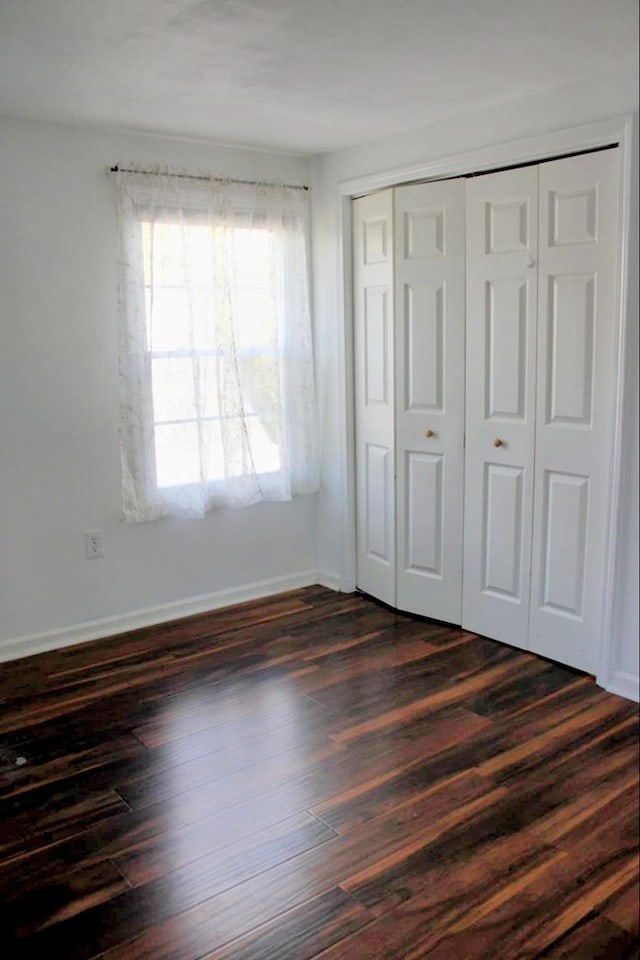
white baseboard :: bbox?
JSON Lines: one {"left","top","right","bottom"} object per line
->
{"left": 603, "top": 669, "right": 640, "bottom": 703}
{"left": 316, "top": 569, "right": 343, "bottom": 592}
{"left": 0, "top": 569, "right": 343, "bottom": 665}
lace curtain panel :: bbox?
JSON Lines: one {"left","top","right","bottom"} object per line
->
{"left": 116, "top": 169, "right": 319, "bottom": 521}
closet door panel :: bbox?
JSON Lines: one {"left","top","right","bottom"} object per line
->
{"left": 353, "top": 191, "right": 396, "bottom": 605}
{"left": 462, "top": 167, "right": 538, "bottom": 647}
{"left": 529, "top": 149, "right": 619, "bottom": 673}
{"left": 405, "top": 451, "right": 443, "bottom": 576}
{"left": 482, "top": 463, "right": 525, "bottom": 600}
{"left": 395, "top": 179, "right": 465, "bottom": 622}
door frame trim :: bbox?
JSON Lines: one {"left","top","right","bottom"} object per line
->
{"left": 333, "top": 114, "right": 635, "bottom": 693}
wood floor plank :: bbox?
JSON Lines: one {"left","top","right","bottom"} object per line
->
{"left": 0, "top": 586, "right": 636, "bottom": 959}
{"left": 464, "top": 658, "right": 581, "bottom": 718}
{"left": 0, "top": 783, "right": 130, "bottom": 863}
{"left": 535, "top": 914, "right": 638, "bottom": 960}
{"left": 118, "top": 721, "right": 338, "bottom": 810}
{"left": 295, "top": 634, "right": 439, "bottom": 695}
{"left": 315, "top": 689, "right": 627, "bottom": 844}
{"left": 132, "top": 691, "right": 328, "bottom": 751}
{"left": 313, "top": 850, "right": 566, "bottom": 960}
{"left": 311, "top": 707, "right": 494, "bottom": 831}
{"left": 316, "top": 805, "right": 637, "bottom": 960}
{"left": 330, "top": 672, "right": 598, "bottom": 756}
{"left": 0, "top": 730, "right": 146, "bottom": 800}
{"left": 602, "top": 880, "right": 640, "bottom": 937}
{"left": 325, "top": 653, "right": 556, "bottom": 743}
{"left": 527, "top": 760, "right": 640, "bottom": 846}
{"left": 115, "top": 809, "right": 336, "bottom": 896}
{"left": 0, "top": 858, "right": 130, "bottom": 940}
{"left": 421, "top": 804, "right": 639, "bottom": 960}
{"left": 477, "top": 709, "right": 638, "bottom": 783}
{"left": 201, "top": 887, "right": 373, "bottom": 960}
{"left": 340, "top": 779, "right": 571, "bottom": 914}
{"left": 114, "top": 808, "right": 335, "bottom": 887}
{"left": 315, "top": 632, "right": 523, "bottom": 716}
{"left": 0, "top": 774, "right": 337, "bottom": 896}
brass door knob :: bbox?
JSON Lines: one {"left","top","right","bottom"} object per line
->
{"left": 494, "top": 438, "right": 504, "bottom": 448}
{"left": 425, "top": 429, "right": 435, "bottom": 438}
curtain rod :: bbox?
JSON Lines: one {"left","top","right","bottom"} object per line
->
{"left": 109, "top": 165, "right": 309, "bottom": 191}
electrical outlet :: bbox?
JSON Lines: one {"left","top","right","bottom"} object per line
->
{"left": 84, "top": 530, "right": 103, "bottom": 559}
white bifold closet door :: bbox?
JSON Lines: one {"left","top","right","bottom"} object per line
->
{"left": 353, "top": 178, "right": 465, "bottom": 621}
{"left": 463, "top": 148, "right": 619, "bottom": 673}
{"left": 462, "top": 166, "right": 539, "bottom": 649}
{"left": 353, "top": 189, "right": 396, "bottom": 606}
{"left": 529, "top": 149, "right": 619, "bottom": 673}
{"left": 394, "top": 180, "right": 465, "bottom": 622}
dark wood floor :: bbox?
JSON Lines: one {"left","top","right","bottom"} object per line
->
{"left": 0, "top": 586, "right": 638, "bottom": 959}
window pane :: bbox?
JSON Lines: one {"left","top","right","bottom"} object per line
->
{"left": 154, "top": 413, "right": 279, "bottom": 487}
{"left": 232, "top": 228, "right": 272, "bottom": 287}
{"left": 232, "top": 288, "right": 276, "bottom": 348}
{"left": 145, "top": 286, "right": 216, "bottom": 353}
{"left": 184, "top": 224, "right": 214, "bottom": 287}
{"left": 144, "top": 221, "right": 187, "bottom": 288}
{"left": 201, "top": 420, "right": 225, "bottom": 482}
{"left": 151, "top": 358, "right": 196, "bottom": 423}
{"left": 246, "top": 416, "right": 281, "bottom": 475}
{"left": 152, "top": 357, "right": 221, "bottom": 422}
{"left": 143, "top": 221, "right": 216, "bottom": 352}
{"left": 144, "top": 221, "right": 214, "bottom": 288}
{"left": 190, "top": 286, "right": 216, "bottom": 352}
{"left": 154, "top": 422, "right": 200, "bottom": 487}
{"left": 197, "top": 356, "right": 221, "bottom": 418}
{"left": 238, "top": 353, "right": 280, "bottom": 421}
{"left": 145, "top": 287, "right": 191, "bottom": 352}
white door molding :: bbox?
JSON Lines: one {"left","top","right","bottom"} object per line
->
{"left": 333, "top": 114, "right": 634, "bottom": 693}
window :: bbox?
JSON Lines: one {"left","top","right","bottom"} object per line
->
{"left": 116, "top": 170, "right": 318, "bottom": 521}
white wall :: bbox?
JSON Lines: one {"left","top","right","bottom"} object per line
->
{"left": 0, "top": 116, "right": 317, "bottom": 649}
{"left": 312, "top": 72, "right": 639, "bottom": 697}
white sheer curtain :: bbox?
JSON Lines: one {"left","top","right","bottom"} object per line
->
{"left": 116, "top": 168, "right": 319, "bottom": 521}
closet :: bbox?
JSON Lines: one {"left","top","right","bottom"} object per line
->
{"left": 353, "top": 147, "right": 620, "bottom": 674}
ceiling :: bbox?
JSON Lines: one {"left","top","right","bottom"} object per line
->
{"left": 0, "top": 0, "right": 637, "bottom": 154}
